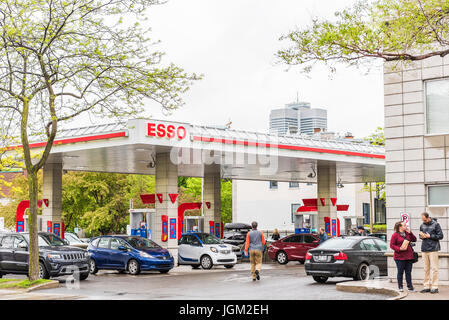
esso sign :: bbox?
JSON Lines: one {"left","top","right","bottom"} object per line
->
{"left": 147, "top": 122, "right": 187, "bottom": 140}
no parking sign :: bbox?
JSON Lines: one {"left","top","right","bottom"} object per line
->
{"left": 401, "top": 212, "right": 410, "bottom": 228}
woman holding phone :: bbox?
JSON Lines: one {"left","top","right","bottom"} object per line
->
{"left": 390, "top": 221, "right": 417, "bottom": 292}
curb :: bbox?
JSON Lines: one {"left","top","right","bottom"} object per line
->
{"left": 26, "top": 280, "right": 59, "bottom": 292}
{"left": 336, "top": 281, "right": 408, "bottom": 300}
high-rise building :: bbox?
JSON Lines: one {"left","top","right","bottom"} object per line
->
{"left": 269, "top": 99, "right": 327, "bottom": 135}
{"left": 299, "top": 108, "right": 327, "bottom": 135}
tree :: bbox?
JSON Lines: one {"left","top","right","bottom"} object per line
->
{"left": 0, "top": 0, "right": 199, "bottom": 280}
{"left": 278, "top": 0, "right": 449, "bottom": 73}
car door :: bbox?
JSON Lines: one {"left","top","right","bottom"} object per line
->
{"left": 360, "top": 239, "right": 383, "bottom": 273}
{"left": 373, "top": 239, "right": 388, "bottom": 276}
{"left": 302, "top": 235, "right": 319, "bottom": 259}
{"left": 108, "top": 237, "right": 130, "bottom": 268}
{"left": 12, "top": 235, "right": 29, "bottom": 272}
{"left": 0, "top": 236, "right": 15, "bottom": 271}
{"left": 95, "top": 237, "right": 112, "bottom": 268}
{"left": 282, "top": 235, "right": 302, "bottom": 260}
{"left": 178, "top": 235, "right": 200, "bottom": 264}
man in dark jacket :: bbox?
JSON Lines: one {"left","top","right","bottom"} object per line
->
{"left": 419, "top": 212, "right": 444, "bottom": 294}
{"left": 318, "top": 227, "right": 328, "bottom": 243}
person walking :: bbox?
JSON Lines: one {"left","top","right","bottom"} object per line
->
{"left": 318, "top": 227, "right": 328, "bottom": 243}
{"left": 356, "top": 226, "right": 367, "bottom": 236}
{"left": 272, "top": 228, "right": 280, "bottom": 241}
{"left": 419, "top": 212, "right": 444, "bottom": 294}
{"left": 244, "top": 221, "right": 266, "bottom": 281}
{"left": 390, "top": 221, "right": 417, "bottom": 292}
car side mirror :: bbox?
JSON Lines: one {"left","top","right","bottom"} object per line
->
{"left": 18, "top": 243, "right": 28, "bottom": 250}
{"left": 118, "top": 245, "right": 127, "bottom": 251}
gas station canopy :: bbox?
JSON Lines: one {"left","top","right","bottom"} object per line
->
{"left": 24, "top": 119, "right": 384, "bottom": 183}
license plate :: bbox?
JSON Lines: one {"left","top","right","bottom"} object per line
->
{"left": 314, "top": 255, "right": 328, "bottom": 262}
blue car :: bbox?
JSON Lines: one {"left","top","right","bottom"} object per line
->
{"left": 88, "top": 235, "right": 174, "bottom": 275}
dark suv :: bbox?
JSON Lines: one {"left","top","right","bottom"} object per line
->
{"left": 0, "top": 232, "right": 89, "bottom": 280}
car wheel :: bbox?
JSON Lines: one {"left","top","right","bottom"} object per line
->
{"left": 0, "top": 272, "right": 3, "bottom": 278}
{"left": 313, "top": 276, "right": 328, "bottom": 283}
{"left": 128, "top": 259, "right": 141, "bottom": 275}
{"left": 89, "top": 259, "right": 98, "bottom": 274}
{"left": 298, "top": 260, "right": 305, "bottom": 264}
{"left": 355, "top": 263, "right": 370, "bottom": 281}
{"left": 38, "top": 261, "right": 50, "bottom": 280}
{"left": 200, "top": 255, "right": 213, "bottom": 270}
{"left": 276, "top": 251, "right": 288, "bottom": 265}
{"left": 159, "top": 270, "right": 169, "bottom": 274}
{"left": 191, "top": 265, "right": 201, "bottom": 269}
{"left": 78, "top": 272, "right": 89, "bottom": 281}
{"left": 224, "top": 265, "right": 234, "bottom": 269}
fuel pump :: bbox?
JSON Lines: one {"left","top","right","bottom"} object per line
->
{"left": 128, "top": 208, "right": 155, "bottom": 239}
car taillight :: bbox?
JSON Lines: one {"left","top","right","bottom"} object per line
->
{"left": 305, "top": 252, "right": 312, "bottom": 260}
{"left": 333, "top": 252, "right": 348, "bottom": 260}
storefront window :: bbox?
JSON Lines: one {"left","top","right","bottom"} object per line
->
{"left": 428, "top": 185, "right": 449, "bottom": 206}
{"left": 426, "top": 79, "right": 449, "bottom": 134}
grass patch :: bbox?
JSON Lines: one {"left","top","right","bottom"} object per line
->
{"left": 0, "top": 279, "right": 52, "bottom": 289}
{"left": 0, "top": 279, "right": 18, "bottom": 283}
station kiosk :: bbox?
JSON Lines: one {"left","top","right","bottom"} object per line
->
{"left": 184, "top": 216, "right": 204, "bottom": 233}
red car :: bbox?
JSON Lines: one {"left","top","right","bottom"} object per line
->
{"left": 268, "top": 233, "right": 320, "bottom": 264}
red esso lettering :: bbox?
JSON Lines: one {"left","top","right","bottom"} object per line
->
{"left": 148, "top": 123, "right": 186, "bottom": 140}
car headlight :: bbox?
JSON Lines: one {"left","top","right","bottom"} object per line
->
{"left": 139, "top": 251, "right": 155, "bottom": 258}
{"left": 47, "top": 253, "right": 63, "bottom": 260}
{"left": 210, "top": 247, "right": 218, "bottom": 253}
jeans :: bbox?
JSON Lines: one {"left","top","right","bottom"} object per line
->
{"left": 395, "top": 259, "right": 413, "bottom": 289}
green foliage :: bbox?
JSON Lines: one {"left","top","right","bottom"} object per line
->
{"left": 0, "top": 172, "right": 43, "bottom": 228}
{"left": 364, "top": 224, "right": 386, "bottom": 233}
{"left": 278, "top": 0, "right": 449, "bottom": 73}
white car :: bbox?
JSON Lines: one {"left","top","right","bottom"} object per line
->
{"left": 178, "top": 233, "right": 237, "bottom": 269}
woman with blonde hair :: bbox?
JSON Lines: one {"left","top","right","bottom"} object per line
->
{"left": 272, "top": 228, "right": 280, "bottom": 241}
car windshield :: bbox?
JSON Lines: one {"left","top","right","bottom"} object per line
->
{"left": 23, "top": 234, "right": 60, "bottom": 247}
{"left": 316, "top": 238, "right": 358, "bottom": 250}
{"left": 124, "top": 237, "right": 160, "bottom": 249}
{"left": 197, "top": 233, "right": 222, "bottom": 245}
{"left": 40, "top": 233, "right": 67, "bottom": 246}
{"left": 65, "top": 233, "right": 83, "bottom": 244}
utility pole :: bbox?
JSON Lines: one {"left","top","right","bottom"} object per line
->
{"left": 369, "top": 182, "right": 374, "bottom": 233}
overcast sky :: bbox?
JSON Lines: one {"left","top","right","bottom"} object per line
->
{"left": 114, "top": 0, "right": 385, "bottom": 138}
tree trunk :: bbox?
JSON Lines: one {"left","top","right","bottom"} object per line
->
{"left": 28, "top": 171, "right": 40, "bottom": 281}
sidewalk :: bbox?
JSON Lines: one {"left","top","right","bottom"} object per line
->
{"left": 0, "top": 289, "right": 84, "bottom": 300}
{"left": 336, "top": 279, "right": 449, "bottom": 300}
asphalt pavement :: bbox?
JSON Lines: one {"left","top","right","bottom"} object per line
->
{"left": 2, "top": 262, "right": 390, "bottom": 300}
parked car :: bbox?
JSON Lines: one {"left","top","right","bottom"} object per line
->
{"left": 370, "top": 233, "right": 387, "bottom": 242}
{"left": 64, "top": 232, "right": 88, "bottom": 249}
{"left": 268, "top": 233, "right": 320, "bottom": 264}
{"left": 178, "top": 232, "right": 237, "bottom": 269}
{"left": 222, "top": 222, "right": 251, "bottom": 246}
{"left": 88, "top": 235, "right": 174, "bottom": 275}
{"left": 305, "top": 236, "right": 388, "bottom": 283}
{"left": 0, "top": 232, "right": 89, "bottom": 280}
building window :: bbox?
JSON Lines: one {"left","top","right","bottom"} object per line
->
{"left": 374, "top": 199, "right": 386, "bottom": 224}
{"left": 426, "top": 79, "right": 449, "bottom": 135}
{"left": 289, "top": 181, "right": 299, "bottom": 189}
{"left": 362, "top": 203, "right": 370, "bottom": 225}
{"left": 269, "top": 181, "right": 278, "bottom": 189}
{"left": 428, "top": 185, "right": 449, "bottom": 206}
{"left": 291, "top": 204, "right": 301, "bottom": 223}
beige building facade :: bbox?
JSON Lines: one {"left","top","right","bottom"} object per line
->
{"left": 384, "top": 55, "right": 449, "bottom": 284}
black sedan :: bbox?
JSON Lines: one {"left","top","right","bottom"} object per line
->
{"left": 305, "top": 236, "right": 387, "bottom": 283}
